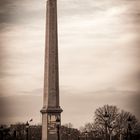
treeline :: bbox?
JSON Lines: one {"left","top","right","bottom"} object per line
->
{"left": 0, "top": 105, "right": 140, "bottom": 140}
{"left": 80, "top": 105, "right": 140, "bottom": 140}
{"left": 0, "top": 124, "right": 41, "bottom": 140}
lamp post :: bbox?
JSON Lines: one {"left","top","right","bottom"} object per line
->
{"left": 127, "top": 116, "right": 132, "bottom": 140}
{"left": 26, "top": 121, "right": 29, "bottom": 140}
{"left": 68, "top": 123, "right": 71, "bottom": 140}
{"left": 91, "top": 130, "right": 96, "bottom": 140}
{"left": 103, "top": 111, "right": 109, "bottom": 140}
{"left": 119, "top": 128, "right": 125, "bottom": 140}
{"left": 119, "top": 129, "right": 122, "bottom": 140}
{"left": 108, "top": 123, "right": 114, "bottom": 140}
{"left": 13, "top": 130, "right": 17, "bottom": 139}
{"left": 84, "top": 130, "right": 88, "bottom": 140}
{"left": 78, "top": 136, "right": 80, "bottom": 140}
{"left": 0, "top": 126, "right": 4, "bottom": 140}
{"left": 25, "top": 118, "right": 33, "bottom": 140}
{"left": 56, "top": 117, "right": 61, "bottom": 140}
{"left": 68, "top": 132, "right": 71, "bottom": 140}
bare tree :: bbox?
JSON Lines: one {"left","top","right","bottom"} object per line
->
{"left": 115, "top": 110, "right": 138, "bottom": 139}
{"left": 92, "top": 105, "right": 140, "bottom": 140}
{"left": 94, "top": 105, "right": 119, "bottom": 138}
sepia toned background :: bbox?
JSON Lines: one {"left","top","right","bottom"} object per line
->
{"left": 0, "top": 0, "right": 140, "bottom": 128}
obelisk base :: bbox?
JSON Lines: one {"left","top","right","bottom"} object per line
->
{"left": 41, "top": 107, "right": 62, "bottom": 140}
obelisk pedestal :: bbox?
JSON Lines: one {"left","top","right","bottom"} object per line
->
{"left": 40, "top": 0, "right": 63, "bottom": 140}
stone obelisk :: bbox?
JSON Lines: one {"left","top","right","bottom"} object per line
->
{"left": 40, "top": 0, "right": 63, "bottom": 140}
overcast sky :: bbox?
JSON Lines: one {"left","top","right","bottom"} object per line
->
{"left": 0, "top": 0, "right": 140, "bottom": 128}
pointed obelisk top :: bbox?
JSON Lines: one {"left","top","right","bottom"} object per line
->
{"left": 43, "top": 0, "right": 59, "bottom": 108}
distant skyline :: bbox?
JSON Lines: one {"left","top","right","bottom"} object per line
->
{"left": 0, "top": 0, "right": 140, "bottom": 128}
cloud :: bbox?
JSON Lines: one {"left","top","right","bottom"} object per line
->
{"left": 0, "top": 0, "right": 45, "bottom": 33}
{"left": 0, "top": 0, "right": 45, "bottom": 98}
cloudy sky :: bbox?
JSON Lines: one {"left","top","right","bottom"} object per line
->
{"left": 0, "top": 0, "right": 140, "bottom": 128}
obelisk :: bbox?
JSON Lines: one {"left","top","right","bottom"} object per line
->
{"left": 40, "top": 0, "right": 63, "bottom": 140}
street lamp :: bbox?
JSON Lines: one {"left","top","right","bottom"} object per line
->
{"left": 0, "top": 126, "right": 4, "bottom": 140}
{"left": 67, "top": 123, "right": 71, "bottom": 140}
{"left": 108, "top": 122, "right": 115, "bottom": 140}
{"left": 127, "top": 116, "right": 132, "bottom": 140}
{"left": 84, "top": 130, "right": 88, "bottom": 140}
{"left": 56, "top": 116, "right": 61, "bottom": 140}
{"left": 91, "top": 130, "right": 96, "bottom": 140}
{"left": 26, "top": 121, "right": 29, "bottom": 140}
{"left": 103, "top": 111, "right": 109, "bottom": 140}
{"left": 78, "top": 135, "right": 80, "bottom": 140}
{"left": 119, "top": 128, "right": 123, "bottom": 140}
{"left": 68, "top": 132, "right": 71, "bottom": 140}
{"left": 0, "top": 126, "right": 10, "bottom": 140}
{"left": 25, "top": 118, "right": 33, "bottom": 140}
